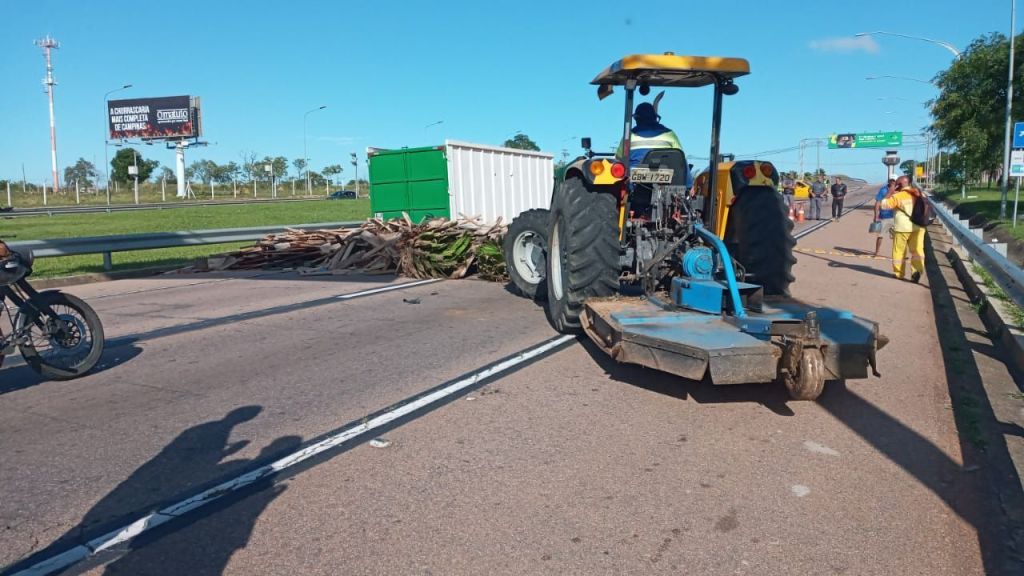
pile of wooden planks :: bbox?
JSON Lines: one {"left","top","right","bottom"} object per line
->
{"left": 201, "top": 214, "right": 507, "bottom": 280}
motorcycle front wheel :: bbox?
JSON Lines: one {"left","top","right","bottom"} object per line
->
{"left": 17, "top": 291, "right": 105, "bottom": 380}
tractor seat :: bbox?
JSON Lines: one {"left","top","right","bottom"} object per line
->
{"left": 638, "top": 148, "right": 688, "bottom": 186}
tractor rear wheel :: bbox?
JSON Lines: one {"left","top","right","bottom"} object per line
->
{"left": 503, "top": 208, "right": 550, "bottom": 300}
{"left": 546, "top": 179, "right": 620, "bottom": 333}
{"left": 726, "top": 189, "right": 797, "bottom": 297}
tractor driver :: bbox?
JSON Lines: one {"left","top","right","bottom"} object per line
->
{"left": 616, "top": 102, "right": 689, "bottom": 185}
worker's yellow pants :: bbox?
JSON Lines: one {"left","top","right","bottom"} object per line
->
{"left": 892, "top": 228, "right": 925, "bottom": 278}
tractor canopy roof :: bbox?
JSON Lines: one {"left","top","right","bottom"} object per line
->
{"left": 592, "top": 53, "right": 750, "bottom": 98}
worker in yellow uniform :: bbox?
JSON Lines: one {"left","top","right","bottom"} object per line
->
{"left": 877, "top": 175, "right": 925, "bottom": 282}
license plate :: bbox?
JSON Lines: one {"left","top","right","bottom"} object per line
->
{"left": 630, "top": 167, "right": 674, "bottom": 184}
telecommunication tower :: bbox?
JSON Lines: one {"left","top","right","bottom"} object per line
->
{"left": 34, "top": 35, "right": 60, "bottom": 193}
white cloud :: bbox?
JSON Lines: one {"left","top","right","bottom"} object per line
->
{"left": 809, "top": 36, "right": 880, "bottom": 54}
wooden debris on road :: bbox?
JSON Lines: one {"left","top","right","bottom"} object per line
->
{"left": 197, "top": 214, "right": 508, "bottom": 280}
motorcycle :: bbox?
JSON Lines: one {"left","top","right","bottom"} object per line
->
{"left": 0, "top": 245, "right": 104, "bottom": 379}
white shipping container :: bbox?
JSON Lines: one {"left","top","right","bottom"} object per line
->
{"left": 445, "top": 140, "right": 553, "bottom": 224}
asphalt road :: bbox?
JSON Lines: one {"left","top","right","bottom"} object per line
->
{"left": 0, "top": 183, "right": 1003, "bottom": 575}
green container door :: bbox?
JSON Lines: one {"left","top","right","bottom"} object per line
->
{"left": 369, "top": 146, "right": 450, "bottom": 223}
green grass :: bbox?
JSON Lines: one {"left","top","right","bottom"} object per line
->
{"left": 971, "top": 263, "right": 1024, "bottom": 325}
{"left": 933, "top": 185, "right": 1024, "bottom": 241}
{"left": 3, "top": 181, "right": 365, "bottom": 208}
{"left": 4, "top": 199, "right": 370, "bottom": 278}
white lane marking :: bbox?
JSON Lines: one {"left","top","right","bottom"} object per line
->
{"left": 336, "top": 278, "right": 441, "bottom": 299}
{"left": 794, "top": 195, "right": 873, "bottom": 240}
{"left": 791, "top": 484, "right": 811, "bottom": 497}
{"left": 13, "top": 333, "right": 575, "bottom": 576}
{"left": 803, "top": 440, "right": 840, "bottom": 457}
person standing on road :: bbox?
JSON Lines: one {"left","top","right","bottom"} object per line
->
{"left": 781, "top": 176, "right": 796, "bottom": 208}
{"left": 877, "top": 175, "right": 926, "bottom": 282}
{"left": 830, "top": 177, "right": 848, "bottom": 221}
{"left": 872, "top": 178, "right": 896, "bottom": 257}
{"left": 809, "top": 176, "right": 827, "bottom": 220}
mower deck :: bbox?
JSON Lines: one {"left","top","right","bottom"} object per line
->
{"left": 580, "top": 296, "right": 883, "bottom": 385}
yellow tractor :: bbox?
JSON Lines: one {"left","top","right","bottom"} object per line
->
{"left": 503, "top": 53, "right": 885, "bottom": 401}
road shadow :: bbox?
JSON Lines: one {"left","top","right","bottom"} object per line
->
{"left": 575, "top": 243, "right": 1022, "bottom": 571}
{"left": 798, "top": 250, "right": 896, "bottom": 280}
{"left": 579, "top": 338, "right": 798, "bottom": 417}
{"left": 833, "top": 246, "right": 879, "bottom": 257}
{"left": 95, "top": 435, "right": 301, "bottom": 576}
{"left": 6, "top": 406, "right": 302, "bottom": 575}
{"left": 98, "top": 278, "right": 438, "bottom": 352}
{"left": 0, "top": 344, "right": 143, "bottom": 396}
{"left": 906, "top": 231, "right": 1024, "bottom": 572}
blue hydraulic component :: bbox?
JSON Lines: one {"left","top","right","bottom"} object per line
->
{"left": 692, "top": 222, "right": 747, "bottom": 318}
{"left": 671, "top": 276, "right": 727, "bottom": 314}
{"left": 681, "top": 246, "right": 714, "bottom": 280}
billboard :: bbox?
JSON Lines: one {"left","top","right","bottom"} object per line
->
{"left": 108, "top": 95, "right": 200, "bottom": 141}
{"left": 827, "top": 131, "right": 903, "bottom": 149}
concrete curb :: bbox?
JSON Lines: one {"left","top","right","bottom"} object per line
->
{"left": 27, "top": 264, "right": 185, "bottom": 290}
{"left": 944, "top": 243, "right": 1024, "bottom": 377}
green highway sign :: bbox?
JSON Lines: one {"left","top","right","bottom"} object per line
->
{"left": 828, "top": 131, "right": 903, "bottom": 149}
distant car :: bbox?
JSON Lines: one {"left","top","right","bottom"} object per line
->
{"left": 791, "top": 180, "right": 811, "bottom": 200}
{"left": 328, "top": 190, "right": 357, "bottom": 200}
{"left": 779, "top": 178, "right": 811, "bottom": 200}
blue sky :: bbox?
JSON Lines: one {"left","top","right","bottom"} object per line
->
{"left": 0, "top": 0, "right": 1016, "bottom": 184}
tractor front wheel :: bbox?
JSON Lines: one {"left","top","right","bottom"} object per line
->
{"left": 784, "top": 348, "right": 826, "bottom": 401}
{"left": 545, "top": 179, "right": 620, "bottom": 333}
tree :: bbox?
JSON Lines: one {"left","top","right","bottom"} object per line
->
{"left": 503, "top": 133, "right": 540, "bottom": 151}
{"left": 187, "top": 159, "right": 220, "bottom": 183}
{"left": 292, "top": 158, "right": 307, "bottom": 177}
{"left": 322, "top": 164, "right": 344, "bottom": 184}
{"left": 257, "top": 156, "right": 289, "bottom": 182}
{"left": 111, "top": 148, "right": 158, "bottom": 183}
{"left": 931, "top": 32, "right": 1024, "bottom": 187}
{"left": 239, "top": 151, "right": 260, "bottom": 182}
{"left": 63, "top": 158, "right": 98, "bottom": 187}
{"left": 159, "top": 166, "right": 176, "bottom": 183}
{"left": 899, "top": 159, "right": 917, "bottom": 177}
{"left": 345, "top": 178, "right": 369, "bottom": 196}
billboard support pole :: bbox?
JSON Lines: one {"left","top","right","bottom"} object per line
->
{"left": 175, "top": 142, "right": 187, "bottom": 198}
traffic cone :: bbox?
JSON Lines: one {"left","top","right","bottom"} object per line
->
{"left": 796, "top": 204, "right": 805, "bottom": 222}
{"left": 788, "top": 205, "right": 796, "bottom": 221}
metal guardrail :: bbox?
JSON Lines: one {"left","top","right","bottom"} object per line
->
{"left": 929, "top": 195, "right": 1024, "bottom": 309}
{"left": 1, "top": 195, "right": 335, "bottom": 217}
{"left": 7, "top": 221, "right": 362, "bottom": 270}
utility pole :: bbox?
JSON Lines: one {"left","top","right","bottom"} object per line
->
{"left": 34, "top": 36, "right": 60, "bottom": 193}
{"left": 1000, "top": 0, "right": 1018, "bottom": 218}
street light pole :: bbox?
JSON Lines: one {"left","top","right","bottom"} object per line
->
{"left": 855, "top": 31, "right": 962, "bottom": 59}
{"left": 303, "top": 105, "right": 327, "bottom": 196}
{"left": 350, "top": 152, "right": 358, "bottom": 195}
{"left": 103, "top": 84, "right": 132, "bottom": 205}
{"left": 1001, "top": 0, "right": 1017, "bottom": 218}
